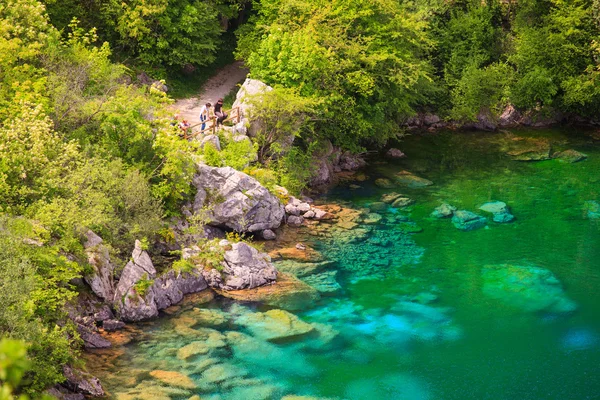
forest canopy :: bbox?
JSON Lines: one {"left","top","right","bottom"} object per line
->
{"left": 1, "top": 0, "right": 600, "bottom": 395}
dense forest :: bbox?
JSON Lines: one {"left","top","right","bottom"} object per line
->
{"left": 1, "top": 0, "right": 599, "bottom": 396}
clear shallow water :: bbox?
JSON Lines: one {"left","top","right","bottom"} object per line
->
{"left": 88, "top": 129, "right": 600, "bottom": 399}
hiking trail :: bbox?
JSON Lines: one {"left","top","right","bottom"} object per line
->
{"left": 171, "top": 61, "right": 248, "bottom": 124}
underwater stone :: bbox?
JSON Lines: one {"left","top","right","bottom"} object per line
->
{"left": 394, "top": 170, "right": 433, "bottom": 188}
{"left": 236, "top": 309, "right": 315, "bottom": 342}
{"left": 177, "top": 341, "right": 210, "bottom": 360}
{"left": 391, "top": 196, "right": 414, "bottom": 208}
{"left": 552, "top": 149, "right": 587, "bottom": 163}
{"left": 149, "top": 370, "right": 196, "bottom": 389}
{"left": 481, "top": 264, "right": 577, "bottom": 314}
{"left": 375, "top": 178, "right": 395, "bottom": 188}
{"left": 381, "top": 192, "right": 403, "bottom": 203}
{"left": 301, "top": 270, "right": 342, "bottom": 294}
{"left": 584, "top": 201, "right": 600, "bottom": 219}
{"left": 363, "top": 213, "right": 382, "bottom": 224}
{"left": 451, "top": 210, "right": 487, "bottom": 231}
{"left": 369, "top": 202, "right": 388, "bottom": 212}
{"left": 216, "top": 273, "right": 320, "bottom": 311}
{"left": 431, "top": 203, "right": 456, "bottom": 218}
{"left": 479, "top": 201, "right": 515, "bottom": 223}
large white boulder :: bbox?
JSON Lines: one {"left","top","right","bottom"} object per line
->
{"left": 192, "top": 164, "right": 285, "bottom": 232}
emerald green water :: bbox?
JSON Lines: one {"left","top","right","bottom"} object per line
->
{"left": 89, "top": 129, "right": 600, "bottom": 399}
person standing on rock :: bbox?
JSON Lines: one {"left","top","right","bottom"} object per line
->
{"left": 214, "top": 98, "right": 228, "bottom": 126}
{"left": 199, "top": 102, "right": 212, "bottom": 132}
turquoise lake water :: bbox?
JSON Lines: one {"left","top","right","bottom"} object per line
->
{"left": 89, "top": 128, "right": 600, "bottom": 399}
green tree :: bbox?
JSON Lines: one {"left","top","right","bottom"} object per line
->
{"left": 237, "top": 0, "right": 433, "bottom": 150}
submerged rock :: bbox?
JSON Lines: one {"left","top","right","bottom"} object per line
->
{"left": 552, "top": 149, "right": 587, "bottom": 163}
{"left": 374, "top": 178, "right": 394, "bottom": 188}
{"left": 431, "top": 203, "right": 456, "bottom": 219}
{"left": 479, "top": 201, "right": 514, "bottom": 223}
{"left": 386, "top": 148, "right": 406, "bottom": 158}
{"left": 391, "top": 196, "right": 414, "bottom": 208}
{"left": 505, "top": 137, "right": 552, "bottom": 161}
{"left": 481, "top": 264, "right": 577, "bottom": 314}
{"left": 381, "top": 192, "right": 403, "bottom": 203}
{"left": 236, "top": 309, "right": 315, "bottom": 342}
{"left": 584, "top": 201, "right": 600, "bottom": 219}
{"left": 451, "top": 210, "right": 487, "bottom": 231}
{"left": 301, "top": 270, "right": 342, "bottom": 294}
{"left": 394, "top": 170, "right": 433, "bottom": 188}
{"left": 216, "top": 273, "right": 320, "bottom": 311}
{"left": 149, "top": 370, "right": 196, "bottom": 389}
{"left": 192, "top": 164, "right": 285, "bottom": 232}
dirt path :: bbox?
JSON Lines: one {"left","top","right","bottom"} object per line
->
{"left": 171, "top": 61, "right": 249, "bottom": 124}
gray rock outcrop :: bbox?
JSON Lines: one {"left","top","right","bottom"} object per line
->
{"left": 83, "top": 231, "right": 115, "bottom": 301}
{"left": 113, "top": 240, "right": 158, "bottom": 321}
{"left": 152, "top": 270, "right": 208, "bottom": 310}
{"left": 198, "top": 241, "right": 278, "bottom": 290}
{"left": 498, "top": 104, "right": 521, "bottom": 127}
{"left": 62, "top": 366, "right": 105, "bottom": 397}
{"left": 192, "top": 164, "right": 285, "bottom": 232}
{"left": 200, "top": 134, "right": 221, "bottom": 151}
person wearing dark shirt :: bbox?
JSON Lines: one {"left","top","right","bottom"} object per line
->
{"left": 214, "top": 98, "right": 228, "bottom": 125}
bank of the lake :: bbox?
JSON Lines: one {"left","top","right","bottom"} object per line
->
{"left": 86, "top": 127, "right": 600, "bottom": 400}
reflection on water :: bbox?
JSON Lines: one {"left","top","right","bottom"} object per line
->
{"left": 88, "top": 129, "right": 600, "bottom": 399}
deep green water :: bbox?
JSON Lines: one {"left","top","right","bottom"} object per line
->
{"left": 89, "top": 129, "right": 600, "bottom": 400}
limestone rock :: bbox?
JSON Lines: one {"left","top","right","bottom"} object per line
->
{"left": 431, "top": 203, "right": 456, "bottom": 219}
{"left": 236, "top": 309, "right": 315, "bottom": 341}
{"left": 149, "top": 370, "right": 196, "bottom": 389}
{"left": 177, "top": 341, "right": 210, "bottom": 360}
{"left": 463, "top": 110, "right": 497, "bottom": 131}
{"left": 363, "top": 213, "right": 382, "bottom": 225}
{"left": 216, "top": 273, "right": 319, "bottom": 311}
{"left": 552, "top": 149, "right": 587, "bottom": 163}
{"left": 505, "top": 137, "right": 552, "bottom": 161}
{"left": 391, "top": 196, "right": 414, "bottom": 208}
{"left": 83, "top": 230, "right": 115, "bottom": 301}
{"left": 451, "top": 210, "right": 487, "bottom": 231}
{"left": 386, "top": 148, "right": 406, "bottom": 158}
{"left": 202, "top": 241, "right": 278, "bottom": 291}
{"left": 337, "top": 151, "right": 366, "bottom": 171}
{"left": 375, "top": 178, "right": 394, "bottom": 188}
{"left": 381, "top": 192, "right": 403, "bottom": 203}
{"left": 262, "top": 229, "right": 276, "bottom": 240}
{"left": 309, "top": 159, "right": 334, "bottom": 187}
{"left": 62, "top": 366, "right": 104, "bottom": 397}
{"left": 584, "top": 200, "right": 600, "bottom": 219}
{"left": 423, "top": 113, "right": 441, "bottom": 126}
{"left": 232, "top": 78, "right": 273, "bottom": 122}
{"left": 498, "top": 104, "right": 521, "bottom": 128}
{"left": 301, "top": 270, "right": 342, "bottom": 294}
{"left": 192, "top": 164, "right": 285, "bottom": 232}
{"left": 152, "top": 270, "right": 208, "bottom": 310}
{"left": 287, "top": 215, "right": 304, "bottom": 227}
{"left": 479, "top": 201, "right": 515, "bottom": 223}
{"left": 113, "top": 240, "right": 158, "bottom": 322}
{"left": 482, "top": 264, "right": 577, "bottom": 314}
{"left": 394, "top": 170, "right": 433, "bottom": 188}
{"left": 199, "top": 134, "right": 221, "bottom": 151}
